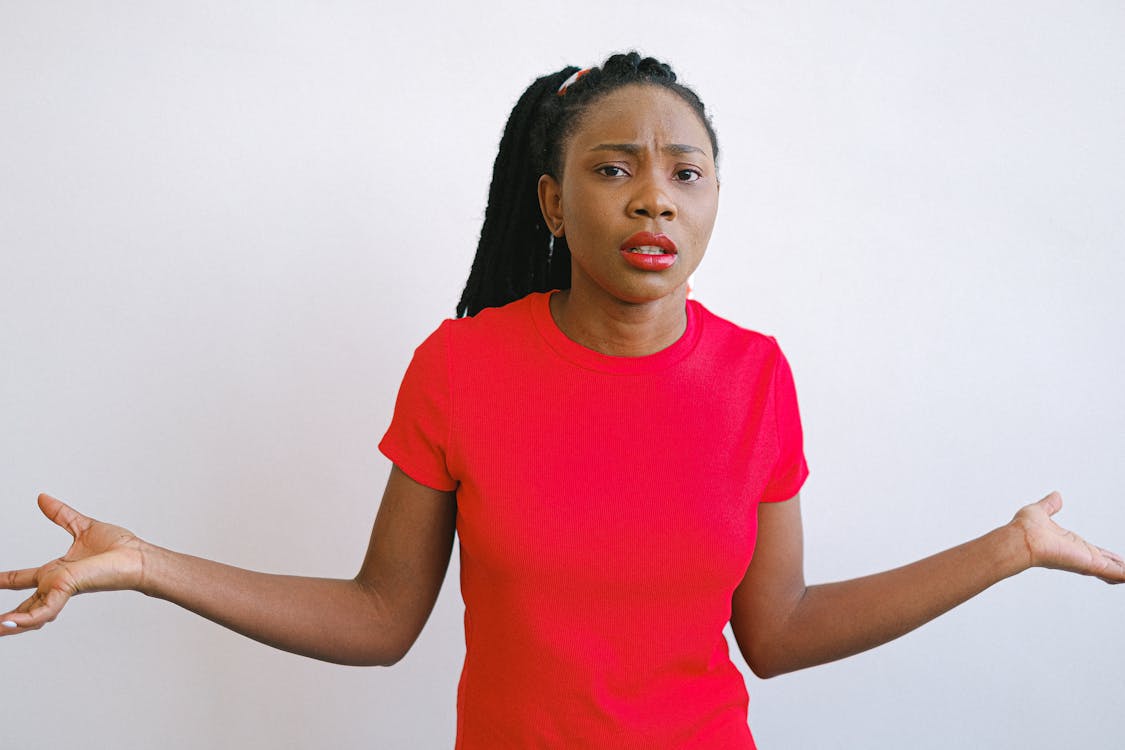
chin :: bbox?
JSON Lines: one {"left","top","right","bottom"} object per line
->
{"left": 612, "top": 279, "right": 689, "bottom": 305}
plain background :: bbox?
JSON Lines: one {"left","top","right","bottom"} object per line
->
{"left": 2, "top": 2, "right": 1123, "bottom": 747}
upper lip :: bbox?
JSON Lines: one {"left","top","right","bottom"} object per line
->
{"left": 620, "top": 231, "right": 677, "bottom": 254}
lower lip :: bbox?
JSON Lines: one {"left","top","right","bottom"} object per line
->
{"left": 620, "top": 250, "right": 677, "bottom": 271}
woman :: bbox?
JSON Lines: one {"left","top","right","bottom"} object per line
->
{"left": 2, "top": 52, "right": 1122, "bottom": 749}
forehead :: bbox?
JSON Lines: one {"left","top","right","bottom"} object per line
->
{"left": 567, "top": 84, "right": 713, "bottom": 159}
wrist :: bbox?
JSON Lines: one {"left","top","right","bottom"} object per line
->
{"left": 991, "top": 522, "right": 1035, "bottom": 578}
{"left": 132, "top": 537, "right": 164, "bottom": 597}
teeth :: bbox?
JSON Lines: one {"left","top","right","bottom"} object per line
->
{"left": 628, "top": 246, "right": 668, "bottom": 255}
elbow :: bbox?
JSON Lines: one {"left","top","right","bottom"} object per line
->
{"left": 349, "top": 648, "right": 403, "bottom": 668}
{"left": 734, "top": 629, "right": 797, "bottom": 680}
{"left": 367, "top": 630, "right": 421, "bottom": 668}
{"left": 311, "top": 628, "right": 411, "bottom": 668}
{"left": 347, "top": 579, "right": 420, "bottom": 668}
{"left": 333, "top": 641, "right": 409, "bottom": 668}
{"left": 746, "top": 658, "right": 790, "bottom": 680}
{"left": 741, "top": 647, "right": 787, "bottom": 680}
{"left": 376, "top": 641, "right": 411, "bottom": 667}
{"left": 365, "top": 653, "right": 405, "bottom": 668}
{"left": 731, "top": 593, "right": 810, "bottom": 679}
{"left": 356, "top": 633, "right": 415, "bottom": 668}
{"left": 740, "top": 636, "right": 819, "bottom": 679}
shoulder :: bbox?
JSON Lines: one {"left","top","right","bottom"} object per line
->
{"left": 690, "top": 299, "right": 784, "bottom": 364}
{"left": 419, "top": 292, "right": 542, "bottom": 337}
{"left": 396, "top": 294, "right": 546, "bottom": 400}
{"left": 443, "top": 291, "right": 541, "bottom": 342}
{"left": 413, "top": 292, "right": 545, "bottom": 366}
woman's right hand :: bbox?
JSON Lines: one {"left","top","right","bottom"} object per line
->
{"left": 2, "top": 469, "right": 456, "bottom": 665}
{"left": 1, "top": 494, "right": 145, "bottom": 635}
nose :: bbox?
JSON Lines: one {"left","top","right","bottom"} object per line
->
{"left": 627, "top": 171, "right": 676, "bottom": 220}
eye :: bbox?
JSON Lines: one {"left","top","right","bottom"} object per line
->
{"left": 596, "top": 165, "right": 628, "bottom": 178}
{"left": 674, "top": 168, "right": 702, "bottom": 183}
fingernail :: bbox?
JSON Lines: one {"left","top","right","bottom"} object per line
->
{"left": 1, "top": 621, "right": 17, "bottom": 628}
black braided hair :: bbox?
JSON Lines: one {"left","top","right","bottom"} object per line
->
{"left": 456, "top": 51, "right": 719, "bottom": 318}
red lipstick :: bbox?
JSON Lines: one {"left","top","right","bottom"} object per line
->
{"left": 619, "top": 232, "right": 678, "bottom": 271}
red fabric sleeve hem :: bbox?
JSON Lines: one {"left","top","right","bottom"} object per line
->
{"left": 759, "top": 463, "right": 809, "bottom": 503}
{"left": 378, "top": 441, "right": 458, "bottom": 493}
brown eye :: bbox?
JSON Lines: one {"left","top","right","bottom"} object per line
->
{"left": 597, "top": 165, "right": 627, "bottom": 177}
{"left": 675, "top": 169, "right": 702, "bottom": 183}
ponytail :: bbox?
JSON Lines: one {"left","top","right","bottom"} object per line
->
{"left": 455, "top": 67, "right": 578, "bottom": 318}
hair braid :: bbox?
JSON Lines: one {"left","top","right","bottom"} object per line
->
{"left": 456, "top": 67, "right": 578, "bottom": 318}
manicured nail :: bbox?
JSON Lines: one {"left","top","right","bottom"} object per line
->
{"left": 1, "top": 621, "right": 17, "bottom": 628}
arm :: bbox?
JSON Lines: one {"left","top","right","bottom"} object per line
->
{"left": 0, "top": 466, "right": 457, "bottom": 667}
{"left": 730, "top": 492, "right": 1125, "bottom": 679}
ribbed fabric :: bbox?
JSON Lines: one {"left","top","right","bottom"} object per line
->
{"left": 379, "top": 291, "right": 809, "bottom": 749}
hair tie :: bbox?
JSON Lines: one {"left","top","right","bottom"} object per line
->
{"left": 557, "top": 68, "right": 592, "bottom": 96}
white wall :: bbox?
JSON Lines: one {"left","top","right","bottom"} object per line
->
{"left": 2, "top": 2, "right": 1122, "bottom": 747}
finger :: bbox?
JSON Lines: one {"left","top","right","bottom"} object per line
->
{"left": 1095, "top": 547, "right": 1125, "bottom": 585}
{"left": 0, "top": 601, "right": 38, "bottom": 634}
{"left": 0, "top": 588, "right": 72, "bottom": 635}
{"left": 37, "top": 493, "right": 92, "bottom": 538}
{"left": 1036, "top": 491, "right": 1063, "bottom": 516}
{"left": 0, "top": 567, "right": 42, "bottom": 590}
{"left": 24, "top": 590, "right": 71, "bottom": 624}
{"left": 1099, "top": 546, "right": 1125, "bottom": 566}
{"left": 0, "top": 602, "right": 37, "bottom": 633}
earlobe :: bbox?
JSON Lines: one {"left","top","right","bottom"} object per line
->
{"left": 537, "top": 174, "right": 565, "bottom": 237}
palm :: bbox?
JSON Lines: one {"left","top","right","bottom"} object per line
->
{"left": 43, "top": 522, "right": 138, "bottom": 592}
{"left": 1012, "top": 492, "right": 1125, "bottom": 584}
{"left": 1, "top": 494, "right": 143, "bottom": 633}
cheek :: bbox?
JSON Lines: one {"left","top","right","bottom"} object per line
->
{"left": 564, "top": 197, "right": 613, "bottom": 245}
{"left": 692, "top": 197, "right": 720, "bottom": 243}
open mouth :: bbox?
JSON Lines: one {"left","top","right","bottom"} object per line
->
{"left": 625, "top": 245, "right": 676, "bottom": 255}
{"left": 619, "top": 232, "right": 678, "bottom": 271}
{"left": 620, "top": 231, "right": 677, "bottom": 255}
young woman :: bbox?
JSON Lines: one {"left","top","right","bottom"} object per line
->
{"left": 2, "top": 52, "right": 1122, "bottom": 749}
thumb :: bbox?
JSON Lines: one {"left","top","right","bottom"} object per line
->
{"left": 1037, "top": 491, "right": 1063, "bottom": 517}
{"left": 37, "top": 493, "right": 91, "bottom": 538}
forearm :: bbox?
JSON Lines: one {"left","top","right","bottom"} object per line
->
{"left": 138, "top": 542, "right": 401, "bottom": 666}
{"left": 3, "top": 480, "right": 453, "bottom": 648}
{"left": 758, "top": 524, "right": 1030, "bottom": 677}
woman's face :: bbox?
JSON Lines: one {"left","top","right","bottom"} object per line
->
{"left": 539, "top": 84, "right": 720, "bottom": 307}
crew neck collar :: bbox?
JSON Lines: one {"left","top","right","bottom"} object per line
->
{"left": 529, "top": 290, "right": 702, "bottom": 374}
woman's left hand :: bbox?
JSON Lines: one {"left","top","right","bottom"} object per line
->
{"left": 1010, "top": 492, "right": 1125, "bottom": 584}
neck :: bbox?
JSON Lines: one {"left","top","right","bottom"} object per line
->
{"left": 548, "top": 286, "right": 689, "bottom": 357}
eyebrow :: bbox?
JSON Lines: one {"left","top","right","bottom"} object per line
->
{"left": 588, "top": 143, "right": 707, "bottom": 157}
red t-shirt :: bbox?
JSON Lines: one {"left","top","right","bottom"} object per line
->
{"left": 379, "top": 291, "right": 809, "bottom": 749}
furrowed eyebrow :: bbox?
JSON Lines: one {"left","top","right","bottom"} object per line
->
{"left": 664, "top": 143, "right": 706, "bottom": 156}
{"left": 588, "top": 143, "right": 707, "bottom": 157}
{"left": 589, "top": 143, "right": 642, "bottom": 155}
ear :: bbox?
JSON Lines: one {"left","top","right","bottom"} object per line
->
{"left": 537, "top": 174, "right": 565, "bottom": 237}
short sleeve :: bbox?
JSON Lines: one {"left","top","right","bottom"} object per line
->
{"left": 378, "top": 322, "right": 458, "bottom": 492}
{"left": 760, "top": 342, "right": 810, "bottom": 503}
